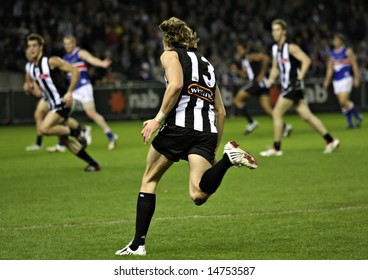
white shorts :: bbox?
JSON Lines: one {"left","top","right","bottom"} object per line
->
{"left": 333, "top": 77, "right": 353, "bottom": 95}
{"left": 72, "top": 84, "right": 95, "bottom": 110}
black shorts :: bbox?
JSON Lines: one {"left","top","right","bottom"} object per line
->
{"left": 239, "top": 81, "right": 268, "bottom": 98}
{"left": 280, "top": 82, "right": 305, "bottom": 104}
{"left": 52, "top": 104, "right": 71, "bottom": 121}
{"left": 152, "top": 123, "right": 218, "bottom": 164}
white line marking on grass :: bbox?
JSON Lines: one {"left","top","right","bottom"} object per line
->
{"left": 1, "top": 204, "right": 367, "bottom": 231}
{"left": 156, "top": 204, "right": 368, "bottom": 221}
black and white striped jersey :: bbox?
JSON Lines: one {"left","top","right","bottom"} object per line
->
{"left": 27, "top": 56, "right": 69, "bottom": 110}
{"left": 165, "top": 48, "right": 218, "bottom": 133}
{"left": 238, "top": 55, "right": 265, "bottom": 82}
{"left": 237, "top": 55, "right": 268, "bottom": 88}
{"left": 272, "top": 42, "right": 303, "bottom": 90}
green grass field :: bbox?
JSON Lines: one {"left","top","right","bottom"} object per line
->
{"left": 0, "top": 113, "right": 367, "bottom": 260}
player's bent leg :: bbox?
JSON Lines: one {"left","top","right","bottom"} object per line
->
{"left": 60, "top": 136, "right": 81, "bottom": 154}
{"left": 34, "top": 101, "right": 49, "bottom": 134}
{"left": 66, "top": 117, "right": 80, "bottom": 130}
{"left": 40, "top": 113, "right": 86, "bottom": 147}
{"left": 233, "top": 90, "right": 249, "bottom": 109}
{"left": 39, "top": 112, "right": 66, "bottom": 136}
{"left": 259, "top": 95, "right": 273, "bottom": 116}
{"left": 60, "top": 136, "right": 100, "bottom": 171}
{"left": 188, "top": 154, "right": 212, "bottom": 205}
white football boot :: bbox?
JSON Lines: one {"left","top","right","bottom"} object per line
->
{"left": 223, "top": 140, "right": 258, "bottom": 169}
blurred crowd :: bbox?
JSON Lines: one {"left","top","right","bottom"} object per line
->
{"left": 1, "top": 0, "right": 367, "bottom": 86}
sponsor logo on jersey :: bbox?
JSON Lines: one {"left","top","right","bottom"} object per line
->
{"left": 187, "top": 84, "right": 214, "bottom": 102}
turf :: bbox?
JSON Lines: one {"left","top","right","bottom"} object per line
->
{"left": 0, "top": 113, "right": 367, "bottom": 260}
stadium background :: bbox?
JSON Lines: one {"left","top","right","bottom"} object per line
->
{"left": 0, "top": 0, "right": 367, "bottom": 124}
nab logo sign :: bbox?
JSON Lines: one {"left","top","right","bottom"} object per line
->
{"left": 129, "top": 89, "right": 160, "bottom": 109}
{"left": 305, "top": 84, "right": 328, "bottom": 103}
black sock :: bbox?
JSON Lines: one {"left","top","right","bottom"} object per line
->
{"left": 323, "top": 133, "right": 333, "bottom": 143}
{"left": 36, "top": 136, "right": 42, "bottom": 146}
{"left": 199, "top": 154, "right": 232, "bottom": 195}
{"left": 243, "top": 107, "right": 254, "bottom": 123}
{"left": 130, "top": 192, "right": 156, "bottom": 250}
{"left": 274, "top": 141, "right": 281, "bottom": 151}
{"left": 76, "top": 149, "right": 98, "bottom": 165}
{"left": 70, "top": 128, "right": 80, "bottom": 137}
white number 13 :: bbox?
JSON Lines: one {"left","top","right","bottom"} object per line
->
{"left": 187, "top": 52, "right": 216, "bottom": 88}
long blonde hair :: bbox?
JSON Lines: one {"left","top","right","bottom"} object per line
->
{"left": 159, "top": 17, "right": 199, "bottom": 50}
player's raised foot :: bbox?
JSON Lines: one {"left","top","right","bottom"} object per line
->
{"left": 355, "top": 118, "right": 362, "bottom": 128}
{"left": 223, "top": 140, "right": 257, "bottom": 169}
{"left": 25, "top": 144, "right": 42, "bottom": 151}
{"left": 115, "top": 243, "right": 146, "bottom": 256}
{"left": 82, "top": 125, "right": 92, "bottom": 145}
{"left": 283, "top": 123, "right": 293, "bottom": 137}
{"left": 46, "top": 144, "right": 66, "bottom": 153}
{"left": 323, "top": 139, "right": 340, "bottom": 154}
{"left": 84, "top": 163, "right": 101, "bottom": 172}
{"left": 244, "top": 120, "right": 259, "bottom": 135}
{"left": 108, "top": 134, "right": 118, "bottom": 150}
{"left": 260, "top": 147, "right": 283, "bottom": 157}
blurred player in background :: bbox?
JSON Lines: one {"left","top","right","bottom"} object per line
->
{"left": 231, "top": 42, "right": 293, "bottom": 136}
{"left": 23, "top": 48, "right": 89, "bottom": 153}
{"left": 63, "top": 35, "right": 118, "bottom": 150}
{"left": 115, "top": 17, "right": 257, "bottom": 256}
{"left": 260, "top": 19, "right": 339, "bottom": 157}
{"left": 23, "top": 47, "right": 48, "bottom": 151}
{"left": 323, "top": 33, "right": 362, "bottom": 128}
{"left": 26, "top": 33, "right": 100, "bottom": 171}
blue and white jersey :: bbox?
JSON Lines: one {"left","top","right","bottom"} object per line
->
{"left": 63, "top": 47, "right": 91, "bottom": 89}
{"left": 330, "top": 46, "right": 352, "bottom": 81}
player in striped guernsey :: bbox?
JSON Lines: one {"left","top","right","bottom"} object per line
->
{"left": 260, "top": 19, "right": 340, "bottom": 157}
{"left": 231, "top": 42, "right": 293, "bottom": 136}
{"left": 26, "top": 33, "right": 100, "bottom": 172}
{"left": 116, "top": 17, "right": 257, "bottom": 256}
{"left": 23, "top": 47, "right": 47, "bottom": 151}
{"left": 23, "top": 47, "right": 87, "bottom": 153}
{"left": 323, "top": 33, "right": 362, "bottom": 128}
{"left": 63, "top": 35, "right": 118, "bottom": 150}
